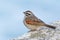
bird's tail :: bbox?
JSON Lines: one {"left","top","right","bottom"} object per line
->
{"left": 45, "top": 24, "right": 56, "bottom": 29}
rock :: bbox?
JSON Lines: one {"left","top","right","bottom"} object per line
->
{"left": 10, "top": 20, "right": 60, "bottom": 40}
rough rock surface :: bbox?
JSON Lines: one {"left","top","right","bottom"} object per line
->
{"left": 10, "top": 21, "right": 60, "bottom": 40}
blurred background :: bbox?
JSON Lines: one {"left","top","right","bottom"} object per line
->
{"left": 0, "top": 0, "right": 60, "bottom": 40}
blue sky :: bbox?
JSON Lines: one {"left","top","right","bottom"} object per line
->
{"left": 0, "top": 0, "right": 60, "bottom": 40}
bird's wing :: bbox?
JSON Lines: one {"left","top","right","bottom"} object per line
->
{"left": 26, "top": 18, "right": 45, "bottom": 25}
{"left": 38, "top": 19, "right": 45, "bottom": 23}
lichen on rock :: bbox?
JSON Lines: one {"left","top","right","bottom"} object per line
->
{"left": 10, "top": 21, "right": 60, "bottom": 40}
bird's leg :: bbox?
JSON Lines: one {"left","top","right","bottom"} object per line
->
{"left": 28, "top": 29, "right": 36, "bottom": 32}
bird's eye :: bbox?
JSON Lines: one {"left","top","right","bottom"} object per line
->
{"left": 28, "top": 14, "right": 31, "bottom": 15}
{"left": 26, "top": 13, "right": 31, "bottom": 15}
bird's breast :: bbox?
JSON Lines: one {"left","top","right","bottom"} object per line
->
{"left": 26, "top": 20, "right": 35, "bottom": 25}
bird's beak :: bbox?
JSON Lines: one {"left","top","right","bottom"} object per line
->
{"left": 23, "top": 12, "right": 25, "bottom": 14}
{"left": 23, "top": 12, "right": 25, "bottom": 13}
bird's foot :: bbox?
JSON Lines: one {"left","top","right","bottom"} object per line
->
{"left": 28, "top": 29, "right": 36, "bottom": 32}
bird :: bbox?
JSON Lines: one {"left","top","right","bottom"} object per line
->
{"left": 23, "top": 10, "right": 56, "bottom": 31}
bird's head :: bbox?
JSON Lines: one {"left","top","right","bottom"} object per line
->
{"left": 23, "top": 10, "right": 34, "bottom": 17}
